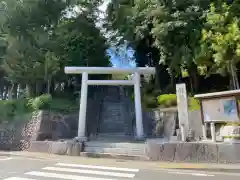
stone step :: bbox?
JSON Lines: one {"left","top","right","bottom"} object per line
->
{"left": 98, "top": 128, "right": 126, "bottom": 134}
{"left": 99, "top": 121, "right": 125, "bottom": 125}
{"left": 84, "top": 140, "right": 147, "bottom": 157}
{"left": 90, "top": 135, "right": 134, "bottom": 141}
{"left": 80, "top": 152, "right": 149, "bottom": 161}
{"left": 103, "top": 96, "right": 121, "bottom": 101}
{"left": 84, "top": 146, "right": 145, "bottom": 156}
{"left": 99, "top": 100, "right": 126, "bottom": 133}
{"left": 85, "top": 142, "right": 146, "bottom": 149}
{"left": 103, "top": 92, "right": 121, "bottom": 101}
{"left": 96, "top": 133, "right": 128, "bottom": 137}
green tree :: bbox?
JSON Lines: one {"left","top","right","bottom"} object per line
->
{"left": 200, "top": 3, "right": 240, "bottom": 89}
{"left": 106, "top": 0, "right": 210, "bottom": 92}
{"left": 0, "top": 0, "right": 110, "bottom": 98}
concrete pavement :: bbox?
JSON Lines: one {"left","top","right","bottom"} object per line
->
{"left": 0, "top": 153, "right": 240, "bottom": 180}
{"left": 1, "top": 151, "right": 240, "bottom": 171}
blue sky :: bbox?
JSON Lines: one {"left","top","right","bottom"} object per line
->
{"left": 107, "top": 47, "right": 136, "bottom": 67}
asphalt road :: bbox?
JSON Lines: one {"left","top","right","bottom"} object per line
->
{"left": 0, "top": 155, "right": 240, "bottom": 180}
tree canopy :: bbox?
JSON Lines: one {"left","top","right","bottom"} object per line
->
{"left": 105, "top": 0, "right": 240, "bottom": 92}
{"left": 0, "top": 0, "right": 110, "bottom": 98}
{"left": 1, "top": 0, "right": 240, "bottom": 101}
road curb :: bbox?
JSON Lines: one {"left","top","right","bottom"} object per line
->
{"left": 1, "top": 151, "right": 240, "bottom": 173}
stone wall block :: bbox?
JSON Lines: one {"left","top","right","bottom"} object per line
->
{"left": 197, "top": 143, "right": 218, "bottom": 163}
{"left": 163, "top": 114, "right": 177, "bottom": 139}
{"left": 174, "top": 143, "right": 199, "bottom": 162}
{"left": 66, "top": 142, "right": 73, "bottom": 156}
{"left": 28, "top": 141, "right": 51, "bottom": 153}
{"left": 71, "top": 142, "right": 82, "bottom": 156}
{"left": 145, "top": 142, "right": 163, "bottom": 161}
{"left": 188, "top": 110, "right": 202, "bottom": 139}
{"left": 162, "top": 143, "right": 177, "bottom": 162}
{"left": 67, "top": 140, "right": 83, "bottom": 156}
{"left": 50, "top": 141, "right": 68, "bottom": 155}
{"left": 218, "top": 144, "right": 240, "bottom": 163}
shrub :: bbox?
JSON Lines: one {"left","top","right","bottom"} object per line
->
{"left": 0, "top": 94, "right": 79, "bottom": 122}
{"left": 28, "top": 94, "right": 52, "bottom": 110}
{"left": 157, "top": 94, "right": 200, "bottom": 110}
{"left": 188, "top": 97, "right": 200, "bottom": 111}
{"left": 0, "top": 100, "right": 16, "bottom": 118}
{"left": 142, "top": 95, "right": 158, "bottom": 109}
{"left": 49, "top": 98, "right": 79, "bottom": 113}
{"left": 0, "top": 99, "right": 29, "bottom": 122}
{"left": 157, "top": 94, "right": 177, "bottom": 107}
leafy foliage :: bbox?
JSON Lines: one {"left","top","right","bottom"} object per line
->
{"left": 27, "top": 94, "right": 52, "bottom": 110}
{"left": 105, "top": 0, "right": 240, "bottom": 92}
{"left": 157, "top": 94, "right": 178, "bottom": 108}
{"left": 0, "top": 0, "right": 111, "bottom": 122}
{"left": 105, "top": 0, "right": 211, "bottom": 92}
{"left": 200, "top": 2, "right": 240, "bottom": 89}
{"left": 2, "top": 0, "right": 240, "bottom": 123}
{"left": 157, "top": 94, "right": 200, "bottom": 110}
{"left": 0, "top": 99, "right": 30, "bottom": 122}
{"left": 0, "top": 0, "right": 110, "bottom": 98}
{"left": 142, "top": 95, "right": 158, "bottom": 109}
{"left": 0, "top": 95, "right": 79, "bottom": 122}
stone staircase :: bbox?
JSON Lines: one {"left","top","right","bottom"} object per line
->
{"left": 83, "top": 86, "right": 146, "bottom": 160}
{"left": 98, "top": 86, "right": 133, "bottom": 135}
{"left": 82, "top": 138, "right": 148, "bottom": 160}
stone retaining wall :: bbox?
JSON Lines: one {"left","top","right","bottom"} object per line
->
{"left": 0, "top": 111, "right": 78, "bottom": 151}
{"left": 28, "top": 140, "right": 240, "bottom": 164}
{"left": 146, "top": 141, "right": 240, "bottom": 163}
{"left": 28, "top": 140, "right": 83, "bottom": 156}
{"left": 0, "top": 113, "right": 39, "bottom": 150}
{"left": 147, "top": 108, "right": 203, "bottom": 140}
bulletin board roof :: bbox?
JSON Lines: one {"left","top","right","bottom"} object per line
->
{"left": 194, "top": 89, "right": 240, "bottom": 100}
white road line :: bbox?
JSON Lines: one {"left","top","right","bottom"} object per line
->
{"left": 56, "top": 163, "right": 139, "bottom": 172}
{"left": 25, "top": 171, "right": 118, "bottom": 180}
{"left": 0, "top": 157, "right": 13, "bottom": 161}
{"left": 4, "top": 177, "right": 36, "bottom": 180}
{"left": 43, "top": 166, "right": 135, "bottom": 178}
{"left": 167, "top": 171, "right": 215, "bottom": 177}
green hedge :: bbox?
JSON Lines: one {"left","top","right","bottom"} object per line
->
{"left": 0, "top": 99, "right": 30, "bottom": 122}
{"left": 27, "top": 94, "right": 52, "bottom": 110}
{"left": 0, "top": 94, "right": 79, "bottom": 122}
{"left": 157, "top": 94, "right": 177, "bottom": 107}
{"left": 157, "top": 94, "right": 200, "bottom": 110}
{"left": 142, "top": 95, "right": 158, "bottom": 109}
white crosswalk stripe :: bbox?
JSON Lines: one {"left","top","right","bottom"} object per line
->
{"left": 4, "top": 178, "right": 35, "bottom": 180}
{"left": 56, "top": 163, "right": 139, "bottom": 172}
{"left": 4, "top": 163, "right": 139, "bottom": 180}
{"left": 0, "top": 157, "right": 13, "bottom": 161}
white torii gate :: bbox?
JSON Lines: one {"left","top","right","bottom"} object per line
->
{"left": 64, "top": 67, "right": 156, "bottom": 141}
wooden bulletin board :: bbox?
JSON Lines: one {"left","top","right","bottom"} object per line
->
{"left": 202, "top": 97, "right": 239, "bottom": 122}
